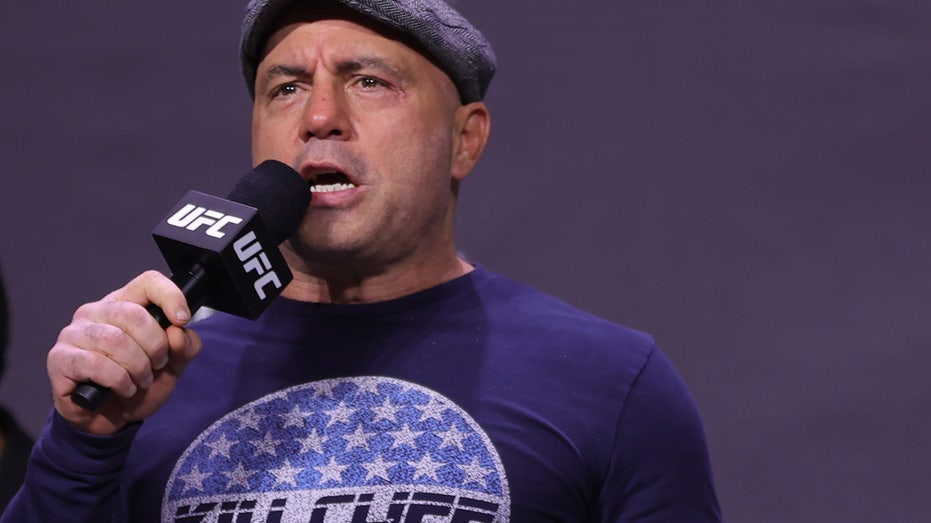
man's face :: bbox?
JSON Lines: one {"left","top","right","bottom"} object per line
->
{"left": 251, "top": 7, "right": 477, "bottom": 276}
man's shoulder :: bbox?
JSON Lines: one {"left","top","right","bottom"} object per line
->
{"left": 473, "top": 266, "right": 656, "bottom": 355}
{"left": 470, "top": 273, "right": 659, "bottom": 386}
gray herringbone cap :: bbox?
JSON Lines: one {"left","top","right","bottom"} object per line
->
{"left": 241, "top": 0, "right": 496, "bottom": 103}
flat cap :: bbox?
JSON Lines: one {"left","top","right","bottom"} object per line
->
{"left": 241, "top": 0, "right": 496, "bottom": 103}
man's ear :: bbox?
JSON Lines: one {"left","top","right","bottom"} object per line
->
{"left": 451, "top": 102, "right": 491, "bottom": 181}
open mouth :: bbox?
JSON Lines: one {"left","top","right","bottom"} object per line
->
{"left": 309, "top": 172, "right": 357, "bottom": 194}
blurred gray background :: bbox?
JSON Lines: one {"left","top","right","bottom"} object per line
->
{"left": 2, "top": 1, "right": 930, "bottom": 521}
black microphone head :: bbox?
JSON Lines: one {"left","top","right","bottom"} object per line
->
{"left": 226, "top": 160, "right": 310, "bottom": 244}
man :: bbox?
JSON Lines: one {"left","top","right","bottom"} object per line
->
{"left": 2, "top": 0, "right": 721, "bottom": 521}
{"left": 0, "top": 267, "right": 35, "bottom": 511}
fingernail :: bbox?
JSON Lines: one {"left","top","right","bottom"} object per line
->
{"left": 155, "top": 356, "right": 169, "bottom": 370}
{"left": 128, "top": 383, "right": 138, "bottom": 396}
{"left": 176, "top": 310, "right": 190, "bottom": 323}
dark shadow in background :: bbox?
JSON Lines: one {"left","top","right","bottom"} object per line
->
{"left": 0, "top": 266, "right": 35, "bottom": 509}
{"left": 1, "top": 1, "right": 929, "bottom": 521}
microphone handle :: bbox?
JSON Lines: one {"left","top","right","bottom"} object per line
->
{"left": 69, "top": 264, "right": 209, "bottom": 411}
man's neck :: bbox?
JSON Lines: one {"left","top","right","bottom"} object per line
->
{"left": 280, "top": 255, "right": 473, "bottom": 304}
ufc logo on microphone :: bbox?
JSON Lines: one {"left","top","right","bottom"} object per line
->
{"left": 233, "top": 231, "right": 283, "bottom": 300}
{"left": 166, "top": 204, "right": 243, "bottom": 239}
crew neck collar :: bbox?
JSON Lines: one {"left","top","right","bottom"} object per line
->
{"left": 259, "top": 263, "right": 493, "bottom": 321}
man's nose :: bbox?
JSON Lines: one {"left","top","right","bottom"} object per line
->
{"left": 300, "top": 81, "right": 350, "bottom": 141}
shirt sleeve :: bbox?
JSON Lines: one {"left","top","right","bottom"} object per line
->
{"left": 0, "top": 409, "right": 139, "bottom": 523}
{"left": 599, "top": 345, "right": 723, "bottom": 522}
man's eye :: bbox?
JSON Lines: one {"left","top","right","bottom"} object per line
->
{"left": 358, "top": 77, "right": 384, "bottom": 89}
{"left": 272, "top": 83, "right": 299, "bottom": 97}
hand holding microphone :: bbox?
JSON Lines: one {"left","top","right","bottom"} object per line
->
{"left": 48, "top": 161, "right": 309, "bottom": 434}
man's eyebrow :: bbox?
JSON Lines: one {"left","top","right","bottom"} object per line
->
{"left": 334, "top": 56, "right": 406, "bottom": 79}
{"left": 258, "top": 57, "right": 408, "bottom": 86}
{"left": 260, "top": 64, "right": 312, "bottom": 85}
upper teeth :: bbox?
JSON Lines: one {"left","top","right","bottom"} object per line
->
{"left": 310, "top": 182, "right": 355, "bottom": 193}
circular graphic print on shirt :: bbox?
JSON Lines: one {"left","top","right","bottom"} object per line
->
{"left": 162, "top": 376, "right": 511, "bottom": 522}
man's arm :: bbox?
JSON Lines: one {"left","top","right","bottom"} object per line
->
{"left": 1, "top": 412, "right": 139, "bottom": 522}
{"left": 601, "top": 346, "right": 723, "bottom": 522}
{"left": 0, "top": 271, "right": 202, "bottom": 521}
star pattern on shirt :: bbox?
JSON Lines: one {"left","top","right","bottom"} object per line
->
{"left": 179, "top": 464, "right": 211, "bottom": 493}
{"left": 343, "top": 425, "right": 372, "bottom": 452}
{"left": 325, "top": 401, "right": 356, "bottom": 428}
{"left": 166, "top": 377, "right": 508, "bottom": 503}
{"left": 315, "top": 457, "right": 348, "bottom": 485}
{"left": 417, "top": 397, "right": 447, "bottom": 424}
{"left": 270, "top": 458, "right": 303, "bottom": 488}
{"left": 437, "top": 423, "right": 469, "bottom": 451}
{"left": 252, "top": 431, "right": 281, "bottom": 458}
{"left": 311, "top": 381, "right": 338, "bottom": 402}
{"left": 363, "top": 454, "right": 394, "bottom": 483}
{"left": 223, "top": 463, "right": 254, "bottom": 491}
{"left": 234, "top": 408, "right": 263, "bottom": 433}
{"left": 412, "top": 452, "right": 445, "bottom": 482}
{"left": 205, "top": 433, "right": 235, "bottom": 460}
{"left": 459, "top": 456, "right": 492, "bottom": 489}
{"left": 372, "top": 397, "right": 404, "bottom": 423}
{"left": 280, "top": 404, "right": 308, "bottom": 430}
{"left": 389, "top": 423, "right": 425, "bottom": 450}
{"left": 353, "top": 379, "right": 383, "bottom": 398}
{"left": 297, "top": 427, "right": 326, "bottom": 455}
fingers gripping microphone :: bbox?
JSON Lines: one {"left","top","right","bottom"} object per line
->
{"left": 71, "top": 160, "right": 310, "bottom": 410}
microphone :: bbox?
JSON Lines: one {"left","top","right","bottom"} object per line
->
{"left": 70, "top": 160, "right": 310, "bottom": 410}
